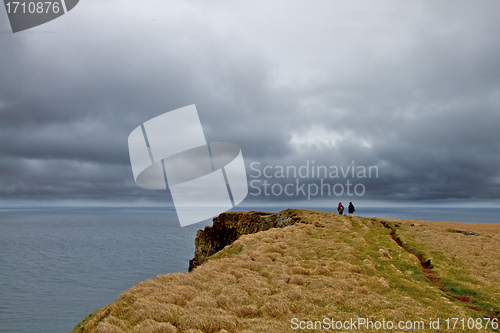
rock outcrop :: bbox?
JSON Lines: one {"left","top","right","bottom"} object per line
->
{"left": 188, "top": 209, "right": 301, "bottom": 271}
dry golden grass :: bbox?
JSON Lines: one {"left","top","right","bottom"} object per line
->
{"left": 73, "top": 210, "right": 500, "bottom": 333}
{"left": 381, "top": 218, "right": 500, "bottom": 314}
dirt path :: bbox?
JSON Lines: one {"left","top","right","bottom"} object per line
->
{"left": 380, "top": 220, "right": 499, "bottom": 320}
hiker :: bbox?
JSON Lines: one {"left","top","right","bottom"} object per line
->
{"left": 337, "top": 202, "right": 344, "bottom": 215}
{"left": 348, "top": 202, "right": 355, "bottom": 216}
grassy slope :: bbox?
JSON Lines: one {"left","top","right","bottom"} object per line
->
{"left": 72, "top": 210, "right": 500, "bottom": 333}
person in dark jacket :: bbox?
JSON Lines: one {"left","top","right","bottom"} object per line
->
{"left": 348, "top": 202, "right": 355, "bottom": 216}
{"left": 337, "top": 202, "right": 344, "bottom": 215}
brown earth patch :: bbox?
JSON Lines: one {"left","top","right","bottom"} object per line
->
{"left": 379, "top": 221, "right": 492, "bottom": 317}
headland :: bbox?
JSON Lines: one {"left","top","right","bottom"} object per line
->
{"left": 73, "top": 209, "right": 500, "bottom": 332}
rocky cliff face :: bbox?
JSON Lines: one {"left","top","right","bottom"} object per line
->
{"left": 188, "top": 209, "right": 301, "bottom": 271}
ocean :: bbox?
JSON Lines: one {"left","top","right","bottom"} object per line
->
{"left": 0, "top": 207, "right": 212, "bottom": 333}
{"left": 0, "top": 206, "right": 498, "bottom": 333}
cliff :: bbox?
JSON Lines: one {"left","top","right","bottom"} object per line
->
{"left": 73, "top": 210, "right": 500, "bottom": 333}
{"left": 189, "top": 209, "right": 302, "bottom": 271}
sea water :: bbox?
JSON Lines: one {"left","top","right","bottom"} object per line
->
{"left": 0, "top": 206, "right": 498, "bottom": 333}
{"left": 0, "top": 207, "right": 212, "bottom": 333}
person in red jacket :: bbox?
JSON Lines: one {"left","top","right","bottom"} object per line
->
{"left": 337, "top": 202, "right": 344, "bottom": 215}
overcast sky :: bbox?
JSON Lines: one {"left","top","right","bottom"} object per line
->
{"left": 1, "top": 0, "right": 499, "bottom": 208}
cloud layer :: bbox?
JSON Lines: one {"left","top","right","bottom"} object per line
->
{"left": 1, "top": 0, "right": 499, "bottom": 206}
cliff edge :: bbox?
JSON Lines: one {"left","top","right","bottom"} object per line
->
{"left": 189, "top": 209, "right": 302, "bottom": 271}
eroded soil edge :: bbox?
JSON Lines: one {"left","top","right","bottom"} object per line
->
{"left": 380, "top": 220, "right": 499, "bottom": 320}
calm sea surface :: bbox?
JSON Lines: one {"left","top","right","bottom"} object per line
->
{"left": 0, "top": 206, "right": 498, "bottom": 333}
{"left": 0, "top": 207, "right": 212, "bottom": 333}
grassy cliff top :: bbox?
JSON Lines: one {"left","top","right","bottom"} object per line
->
{"left": 73, "top": 210, "right": 500, "bottom": 333}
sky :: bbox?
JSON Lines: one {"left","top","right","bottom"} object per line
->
{"left": 1, "top": 0, "right": 499, "bottom": 208}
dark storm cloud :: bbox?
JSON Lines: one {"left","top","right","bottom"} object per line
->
{"left": 1, "top": 0, "right": 499, "bottom": 206}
